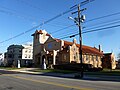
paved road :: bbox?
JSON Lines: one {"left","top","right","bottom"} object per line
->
{"left": 0, "top": 70, "right": 120, "bottom": 90}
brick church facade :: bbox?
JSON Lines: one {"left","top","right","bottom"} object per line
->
{"left": 32, "top": 30, "right": 103, "bottom": 68}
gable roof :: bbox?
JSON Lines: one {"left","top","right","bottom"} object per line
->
{"left": 64, "top": 40, "right": 103, "bottom": 56}
{"left": 45, "top": 37, "right": 103, "bottom": 56}
{"left": 104, "top": 53, "right": 112, "bottom": 55}
{"left": 31, "top": 30, "right": 51, "bottom": 36}
{"left": 32, "top": 30, "right": 103, "bottom": 56}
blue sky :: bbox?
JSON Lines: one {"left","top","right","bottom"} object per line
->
{"left": 0, "top": 0, "right": 120, "bottom": 59}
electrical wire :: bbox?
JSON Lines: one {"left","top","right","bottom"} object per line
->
{"left": 0, "top": 7, "right": 37, "bottom": 22}
{"left": 83, "top": 19, "right": 120, "bottom": 31}
{"left": 69, "top": 24, "right": 120, "bottom": 38}
{"left": 83, "top": 24, "right": 120, "bottom": 34}
{"left": 17, "top": 0, "right": 73, "bottom": 26}
{"left": 5, "top": 16, "right": 119, "bottom": 49}
{"left": 86, "top": 11, "right": 120, "bottom": 23}
{"left": 0, "top": 0, "right": 95, "bottom": 44}
{"left": 0, "top": 5, "right": 75, "bottom": 44}
{"left": 50, "top": 24, "right": 75, "bottom": 34}
{"left": 17, "top": 0, "right": 52, "bottom": 14}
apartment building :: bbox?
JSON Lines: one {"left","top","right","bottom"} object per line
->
{"left": 5, "top": 44, "right": 33, "bottom": 67}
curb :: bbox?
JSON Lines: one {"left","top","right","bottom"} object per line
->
{"left": 1, "top": 69, "right": 120, "bottom": 81}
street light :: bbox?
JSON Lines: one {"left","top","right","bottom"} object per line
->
{"left": 68, "top": 15, "right": 85, "bottom": 26}
{"left": 68, "top": 17, "right": 80, "bottom": 26}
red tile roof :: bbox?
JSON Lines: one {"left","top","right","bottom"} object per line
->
{"left": 32, "top": 30, "right": 103, "bottom": 56}
{"left": 32, "top": 30, "right": 51, "bottom": 36}
{"left": 46, "top": 33, "right": 51, "bottom": 36}
{"left": 64, "top": 40, "right": 103, "bottom": 56}
{"left": 38, "top": 30, "right": 43, "bottom": 34}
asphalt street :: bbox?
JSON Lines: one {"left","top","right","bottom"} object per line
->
{"left": 0, "top": 70, "right": 120, "bottom": 90}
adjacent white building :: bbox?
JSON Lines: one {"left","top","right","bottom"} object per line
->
{"left": 22, "top": 44, "right": 33, "bottom": 66}
{"left": 0, "top": 53, "right": 4, "bottom": 66}
{"left": 5, "top": 44, "right": 33, "bottom": 67}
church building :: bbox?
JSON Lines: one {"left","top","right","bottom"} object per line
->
{"left": 32, "top": 30, "right": 103, "bottom": 68}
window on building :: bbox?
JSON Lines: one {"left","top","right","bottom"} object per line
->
{"left": 8, "top": 54, "right": 12, "bottom": 58}
{"left": 64, "top": 54, "right": 66, "bottom": 60}
{"left": 74, "top": 55, "right": 76, "bottom": 60}
{"left": 76, "top": 52, "right": 78, "bottom": 60}
{"left": 9, "top": 50, "right": 13, "bottom": 53}
{"left": 25, "top": 54, "right": 27, "bottom": 58}
{"left": 86, "top": 55, "right": 89, "bottom": 61}
{"left": 28, "top": 55, "right": 31, "bottom": 58}
{"left": 92, "top": 55, "right": 94, "bottom": 61}
{"left": 18, "top": 54, "right": 22, "bottom": 58}
{"left": 96, "top": 56, "right": 98, "bottom": 61}
{"left": 82, "top": 55, "right": 84, "bottom": 62}
{"left": 19, "top": 49, "right": 22, "bottom": 52}
{"left": 4, "top": 56, "right": 6, "bottom": 58}
{"left": 98, "top": 56, "right": 100, "bottom": 61}
{"left": 12, "top": 49, "right": 14, "bottom": 53}
{"left": 74, "top": 48, "right": 76, "bottom": 51}
{"left": 94, "top": 56, "right": 96, "bottom": 61}
{"left": 25, "top": 50, "right": 27, "bottom": 53}
{"left": 29, "top": 50, "right": 31, "bottom": 53}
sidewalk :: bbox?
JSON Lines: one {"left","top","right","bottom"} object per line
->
{"left": 1, "top": 68, "right": 120, "bottom": 82}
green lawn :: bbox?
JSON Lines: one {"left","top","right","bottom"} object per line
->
{"left": 1, "top": 66, "right": 120, "bottom": 76}
{"left": 85, "top": 69, "right": 120, "bottom": 76}
{"left": 31, "top": 68, "right": 120, "bottom": 76}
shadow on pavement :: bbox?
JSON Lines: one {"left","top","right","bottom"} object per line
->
{"left": 1, "top": 69, "right": 120, "bottom": 82}
{"left": 27, "top": 72, "right": 120, "bottom": 82}
{"left": 0, "top": 70, "right": 20, "bottom": 75}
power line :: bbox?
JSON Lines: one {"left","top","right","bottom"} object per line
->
{"left": 0, "top": 6, "right": 37, "bottom": 22}
{"left": 0, "top": 5, "right": 70, "bottom": 29}
{"left": 0, "top": 0, "right": 95, "bottom": 44}
{"left": 56, "top": 20, "right": 120, "bottom": 39}
{"left": 0, "top": 39, "right": 32, "bottom": 49}
{"left": 3, "top": 9, "right": 119, "bottom": 44}
{"left": 50, "top": 24, "right": 75, "bottom": 34}
{"left": 82, "top": 24, "right": 120, "bottom": 34}
{"left": 84, "top": 19, "right": 120, "bottom": 31}
{"left": 52, "top": 11, "right": 120, "bottom": 35}
{"left": 17, "top": 0, "right": 52, "bottom": 14}
{"left": 48, "top": 0, "right": 96, "bottom": 35}
{"left": 86, "top": 11, "right": 120, "bottom": 23}
{"left": 84, "top": 17, "right": 120, "bottom": 29}
{"left": 0, "top": 4, "right": 77, "bottom": 43}
{"left": 3, "top": 19, "right": 120, "bottom": 50}
{"left": 55, "top": 28, "right": 77, "bottom": 38}
{"left": 0, "top": 6, "right": 76, "bottom": 44}
{"left": 69, "top": 24, "right": 120, "bottom": 38}
{"left": 6, "top": 13, "right": 119, "bottom": 49}
{"left": 17, "top": 0, "right": 73, "bottom": 26}
{"left": 0, "top": 4, "right": 74, "bottom": 28}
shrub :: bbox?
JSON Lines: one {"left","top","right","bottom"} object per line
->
{"left": 53, "top": 63, "right": 94, "bottom": 71}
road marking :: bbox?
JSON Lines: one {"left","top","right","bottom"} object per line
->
{"left": 3, "top": 74, "right": 94, "bottom": 90}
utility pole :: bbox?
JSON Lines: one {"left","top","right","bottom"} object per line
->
{"left": 78, "top": 4, "right": 83, "bottom": 78}
{"left": 69, "top": 0, "right": 94, "bottom": 78}
{"left": 69, "top": 4, "right": 86, "bottom": 78}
